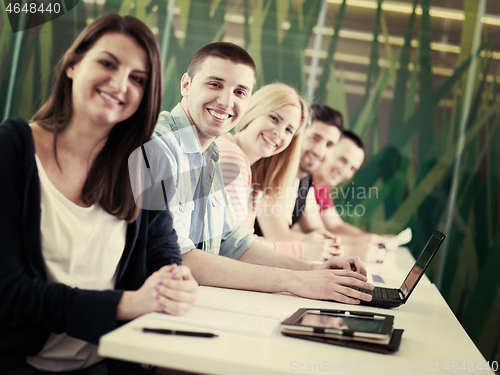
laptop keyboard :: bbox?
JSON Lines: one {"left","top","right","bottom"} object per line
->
{"left": 353, "top": 287, "right": 398, "bottom": 300}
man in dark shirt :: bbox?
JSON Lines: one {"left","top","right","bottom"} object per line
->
{"left": 292, "top": 104, "right": 344, "bottom": 228}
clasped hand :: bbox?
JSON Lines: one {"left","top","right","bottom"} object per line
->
{"left": 301, "top": 230, "right": 344, "bottom": 261}
{"left": 117, "top": 264, "right": 198, "bottom": 320}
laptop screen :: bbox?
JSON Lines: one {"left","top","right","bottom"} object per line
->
{"left": 400, "top": 231, "right": 446, "bottom": 299}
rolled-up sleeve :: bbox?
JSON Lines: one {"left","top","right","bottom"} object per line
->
{"left": 219, "top": 223, "right": 255, "bottom": 260}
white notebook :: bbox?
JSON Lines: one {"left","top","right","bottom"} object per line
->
{"left": 147, "top": 295, "right": 290, "bottom": 337}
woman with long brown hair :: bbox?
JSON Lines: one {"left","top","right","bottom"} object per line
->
{"left": 0, "top": 14, "right": 197, "bottom": 374}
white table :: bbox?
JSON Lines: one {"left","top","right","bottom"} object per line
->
{"left": 98, "top": 249, "right": 486, "bottom": 374}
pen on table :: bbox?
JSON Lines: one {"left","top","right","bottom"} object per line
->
{"left": 142, "top": 328, "right": 218, "bottom": 338}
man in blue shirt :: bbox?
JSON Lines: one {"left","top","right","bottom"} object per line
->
{"left": 134, "top": 42, "right": 374, "bottom": 304}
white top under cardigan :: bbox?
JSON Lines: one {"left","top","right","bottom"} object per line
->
{"left": 26, "top": 155, "right": 126, "bottom": 372}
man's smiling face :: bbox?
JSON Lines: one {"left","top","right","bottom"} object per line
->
{"left": 299, "top": 120, "right": 342, "bottom": 176}
{"left": 180, "top": 56, "right": 255, "bottom": 148}
{"left": 320, "top": 137, "right": 365, "bottom": 187}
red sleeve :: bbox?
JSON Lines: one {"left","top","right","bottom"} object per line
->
{"left": 314, "top": 184, "right": 334, "bottom": 212}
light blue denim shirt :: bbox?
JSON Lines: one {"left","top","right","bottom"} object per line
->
{"left": 140, "top": 103, "right": 254, "bottom": 259}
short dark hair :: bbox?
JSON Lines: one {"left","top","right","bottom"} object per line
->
{"left": 186, "top": 42, "right": 256, "bottom": 82}
{"left": 342, "top": 130, "right": 364, "bottom": 150}
{"left": 310, "top": 104, "right": 344, "bottom": 131}
{"left": 32, "top": 13, "right": 162, "bottom": 222}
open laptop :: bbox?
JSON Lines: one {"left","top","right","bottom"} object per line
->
{"left": 352, "top": 230, "right": 446, "bottom": 308}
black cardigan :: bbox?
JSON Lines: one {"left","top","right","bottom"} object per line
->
{"left": 0, "top": 119, "right": 182, "bottom": 361}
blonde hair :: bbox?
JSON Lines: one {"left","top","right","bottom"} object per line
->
{"left": 234, "top": 83, "right": 310, "bottom": 198}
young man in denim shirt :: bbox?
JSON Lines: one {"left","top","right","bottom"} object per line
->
{"left": 134, "top": 42, "right": 374, "bottom": 304}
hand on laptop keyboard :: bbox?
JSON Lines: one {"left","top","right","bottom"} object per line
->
{"left": 317, "top": 256, "right": 368, "bottom": 277}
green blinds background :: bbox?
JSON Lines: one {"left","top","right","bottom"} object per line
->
{"left": 1, "top": 0, "right": 499, "bottom": 362}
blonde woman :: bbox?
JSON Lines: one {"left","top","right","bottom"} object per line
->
{"left": 217, "top": 83, "right": 340, "bottom": 260}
